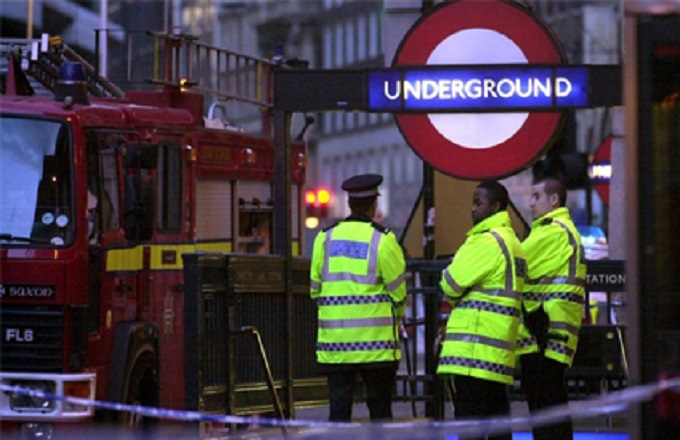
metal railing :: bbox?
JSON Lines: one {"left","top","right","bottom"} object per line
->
{"left": 181, "top": 253, "right": 628, "bottom": 420}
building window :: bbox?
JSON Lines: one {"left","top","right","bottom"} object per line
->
{"left": 345, "top": 20, "right": 354, "bottom": 64}
{"left": 324, "top": 27, "right": 333, "bottom": 69}
{"left": 157, "top": 141, "right": 182, "bottom": 233}
{"left": 335, "top": 112, "right": 344, "bottom": 132}
{"left": 346, "top": 112, "right": 355, "bottom": 130}
{"left": 393, "top": 148, "right": 403, "bottom": 185}
{"left": 357, "top": 16, "right": 367, "bottom": 61}
{"left": 334, "top": 23, "right": 344, "bottom": 66}
{"left": 369, "top": 12, "right": 379, "bottom": 58}
{"left": 324, "top": 113, "right": 333, "bottom": 135}
{"left": 405, "top": 148, "right": 418, "bottom": 183}
{"left": 381, "top": 148, "right": 391, "bottom": 188}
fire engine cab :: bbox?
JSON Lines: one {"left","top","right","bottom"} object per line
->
{"left": 0, "top": 33, "right": 306, "bottom": 439}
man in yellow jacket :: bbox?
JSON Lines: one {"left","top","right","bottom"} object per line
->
{"left": 310, "top": 174, "right": 407, "bottom": 422}
{"left": 517, "top": 177, "right": 586, "bottom": 440}
{"left": 438, "top": 181, "right": 526, "bottom": 440}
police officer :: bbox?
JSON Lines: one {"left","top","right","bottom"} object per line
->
{"left": 310, "top": 173, "right": 407, "bottom": 422}
{"left": 438, "top": 181, "right": 525, "bottom": 440}
{"left": 517, "top": 177, "right": 586, "bottom": 440}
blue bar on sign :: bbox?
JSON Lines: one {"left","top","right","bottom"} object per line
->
{"left": 368, "top": 66, "right": 589, "bottom": 112}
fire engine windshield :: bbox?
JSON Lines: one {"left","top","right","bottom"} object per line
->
{"left": 0, "top": 116, "right": 75, "bottom": 247}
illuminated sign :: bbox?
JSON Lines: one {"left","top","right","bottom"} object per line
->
{"left": 592, "top": 135, "right": 613, "bottom": 204}
{"left": 392, "top": 0, "right": 569, "bottom": 180}
{"left": 589, "top": 161, "right": 612, "bottom": 184}
{"left": 369, "top": 66, "right": 588, "bottom": 112}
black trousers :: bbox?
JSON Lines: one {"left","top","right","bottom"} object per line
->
{"left": 327, "top": 367, "right": 396, "bottom": 422}
{"left": 520, "top": 353, "right": 573, "bottom": 440}
{"left": 451, "top": 375, "right": 512, "bottom": 440}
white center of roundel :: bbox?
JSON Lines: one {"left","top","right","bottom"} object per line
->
{"left": 426, "top": 29, "right": 530, "bottom": 149}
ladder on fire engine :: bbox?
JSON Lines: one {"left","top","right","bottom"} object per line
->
{"left": 0, "top": 34, "right": 125, "bottom": 98}
{"left": 146, "top": 31, "right": 283, "bottom": 109}
{"left": 145, "top": 31, "right": 309, "bottom": 135}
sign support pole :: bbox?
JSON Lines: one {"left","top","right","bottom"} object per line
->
{"left": 273, "top": 108, "right": 295, "bottom": 418}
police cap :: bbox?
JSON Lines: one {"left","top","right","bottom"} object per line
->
{"left": 341, "top": 174, "right": 383, "bottom": 199}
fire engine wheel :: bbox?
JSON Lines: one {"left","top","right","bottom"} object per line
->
{"left": 118, "top": 348, "right": 159, "bottom": 431}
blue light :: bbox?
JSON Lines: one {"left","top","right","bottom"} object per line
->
{"left": 57, "top": 62, "right": 87, "bottom": 84}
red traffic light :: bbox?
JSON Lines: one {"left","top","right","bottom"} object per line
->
{"left": 305, "top": 190, "right": 317, "bottom": 205}
{"left": 317, "top": 188, "right": 331, "bottom": 205}
{"left": 305, "top": 188, "right": 332, "bottom": 222}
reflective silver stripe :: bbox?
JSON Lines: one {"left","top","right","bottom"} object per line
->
{"left": 318, "top": 317, "right": 394, "bottom": 329}
{"left": 368, "top": 229, "right": 381, "bottom": 274}
{"left": 470, "top": 286, "right": 521, "bottom": 300}
{"left": 442, "top": 270, "right": 461, "bottom": 292}
{"left": 321, "top": 227, "right": 335, "bottom": 278}
{"left": 490, "top": 231, "right": 514, "bottom": 295}
{"left": 553, "top": 219, "right": 585, "bottom": 282}
{"left": 527, "top": 275, "right": 586, "bottom": 287}
{"left": 386, "top": 273, "right": 406, "bottom": 292}
{"left": 310, "top": 279, "right": 321, "bottom": 290}
{"left": 321, "top": 228, "right": 383, "bottom": 285}
{"left": 322, "top": 272, "right": 382, "bottom": 285}
{"left": 550, "top": 321, "right": 580, "bottom": 335}
{"left": 445, "top": 333, "right": 514, "bottom": 351}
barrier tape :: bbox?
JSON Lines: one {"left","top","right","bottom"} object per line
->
{"left": 1, "top": 378, "right": 679, "bottom": 436}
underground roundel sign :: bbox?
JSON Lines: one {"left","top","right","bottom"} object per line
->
{"left": 392, "top": 0, "right": 567, "bottom": 180}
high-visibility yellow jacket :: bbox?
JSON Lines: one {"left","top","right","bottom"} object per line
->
{"left": 437, "top": 211, "right": 526, "bottom": 385}
{"left": 516, "top": 207, "right": 586, "bottom": 366}
{"left": 310, "top": 215, "right": 407, "bottom": 365}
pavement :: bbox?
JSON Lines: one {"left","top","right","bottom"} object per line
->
{"left": 214, "top": 400, "right": 629, "bottom": 439}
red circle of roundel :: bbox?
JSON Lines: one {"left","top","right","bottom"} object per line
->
{"left": 593, "top": 135, "right": 612, "bottom": 205}
{"left": 393, "top": 0, "right": 567, "bottom": 180}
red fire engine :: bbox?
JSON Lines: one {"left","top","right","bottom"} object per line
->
{"left": 0, "top": 33, "right": 306, "bottom": 438}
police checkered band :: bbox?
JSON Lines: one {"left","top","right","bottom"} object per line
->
{"left": 523, "top": 292, "right": 542, "bottom": 302}
{"left": 317, "top": 293, "right": 391, "bottom": 306}
{"left": 317, "top": 340, "right": 398, "bottom": 352}
{"left": 544, "top": 292, "right": 583, "bottom": 304}
{"left": 516, "top": 337, "right": 536, "bottom": 348}
{"left": 523, "top": 291, "right": 583, "bottom": 304}
{"left": 457, "top": 300, "right": 520, "bottom": 318}
{"left": 439, "top": 356, "right": 514, "bottom": 376}
{"left": 546, "top": 340, "right": 574, "bottom": 357}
